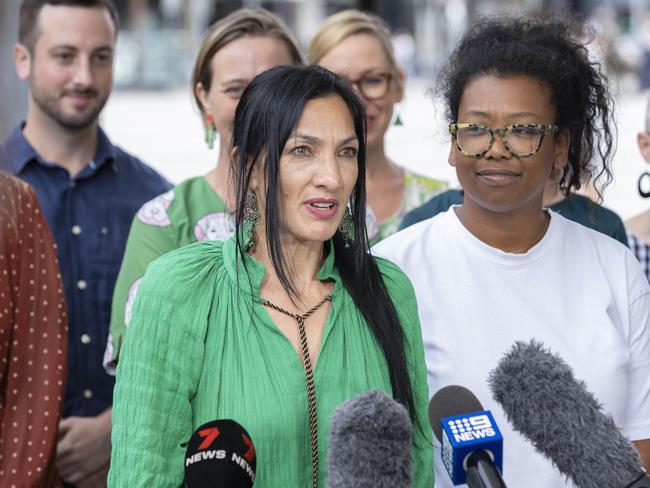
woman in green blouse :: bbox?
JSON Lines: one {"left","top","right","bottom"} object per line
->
{"left": 103, "top": 8, "right": 303, "bottom": 372}
{"left": 108, "top": 65, "right": 433, "bottom": 487}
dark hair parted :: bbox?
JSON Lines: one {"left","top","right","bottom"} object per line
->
{"left": 438, "top": 16, "right": 615, "bottom": 200}
{"left": 19, "top": 0, "right": 119, "bottom": 50}
{"left": 232, "top": 65, "right": 416, "bottom": 419}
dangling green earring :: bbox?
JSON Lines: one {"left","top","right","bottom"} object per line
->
{"left": 205, "top": 114, "right": 217, "bottom": 150}
{"left": 338, "top": 206, "right": 354, "bottom": 247}
{"left": 243, "top": 189, "right": 260, "bottom": 248}
{"left": 393, "top": 112, "right": 404, "bottom": 126}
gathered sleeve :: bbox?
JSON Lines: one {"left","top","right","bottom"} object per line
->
{"left": 0, "top": 178, "right": 67, "bottom": 488}
{"left": 108, "top": 242, "right": 220, "bottom": 487}
{"left": 376, "top": 257, "right": 435, "bottom": 487}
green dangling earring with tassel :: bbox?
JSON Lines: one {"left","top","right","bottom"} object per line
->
{"left": 205, "top": 114, "right": 217, "bottom": 150}
{"left": 338, "top": 206, "right": 354, "bottom": 248}
{"left": 393, "top": 112, "right": 403, "bottom": 126}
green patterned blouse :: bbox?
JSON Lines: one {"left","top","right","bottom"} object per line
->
{"left": 107, "top": 237, "right": 434, "bottom": 487}
{"left": 367, "top": 170, "right": 447, "bottom": 244}
{"left": 104, "top": 176, "right": 234, "bottom": 372}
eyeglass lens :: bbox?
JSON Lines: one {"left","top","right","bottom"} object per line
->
{"left": 457, "top": 126, "right": 542, "bottom": 155}
{"left": 356, "top": 74, "right": 390, "bottom": 100}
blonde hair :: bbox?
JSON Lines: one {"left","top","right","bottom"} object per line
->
{"left": 308, "top": 9, "right": 397, "bottom": 68}
{"left": 191, "top": 8, "right": 302, "bottom": 118}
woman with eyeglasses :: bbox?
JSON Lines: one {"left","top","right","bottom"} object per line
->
{"left": 375, "top": 16, "right": 650, "bottom": 486}
{"left": 108, "top": 65, "right": 433, "bottom": 487}
{"left": 104, "top": 9, "right": 302, "bottom": 373}
{"left": 309, "top": 9, "right": 447, "bottom": 242}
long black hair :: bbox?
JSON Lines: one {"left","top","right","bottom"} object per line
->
{"left": 231, "top": 65, "right": 416, "bottom": 419}
{"left": 437, "top": 16, "right": 615, "bottom": 200}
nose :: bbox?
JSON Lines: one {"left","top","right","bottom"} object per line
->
{"left": 314, "top": 153, "right": 343, "bottom": 191}
{"left": 72, "top": 57, "right": 94, "bottom": 87}
{"left": 485, "top": 129, "right": 512, "bottom": 160}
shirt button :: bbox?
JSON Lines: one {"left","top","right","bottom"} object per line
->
{"left": 80, "top": 334, "right": 91, "bottom": 344}
{"left": 77, "top": 280, "right": 87, "bottom": 290}
{"left": 83, "top": 389, "right": 93, "bottom": 399}
{"left": 101, "top": 227, "right": 108, "bottom": 235}
{"left": 71, "top": 225, "right": 82, "bottom": 236}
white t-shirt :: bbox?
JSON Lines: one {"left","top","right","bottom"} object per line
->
{"left": 374, "top": 208, "right": 650, "bottom": 488}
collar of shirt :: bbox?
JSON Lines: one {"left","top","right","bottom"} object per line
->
{"left": 2, "top": 121, "right": 117, "bottom": 178}
{"left": 223, "top": 232, "right": 342, "bottom": 302}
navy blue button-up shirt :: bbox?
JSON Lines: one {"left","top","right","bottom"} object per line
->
{"left": 1, "top": 124, "right": 171, "bottom": 417}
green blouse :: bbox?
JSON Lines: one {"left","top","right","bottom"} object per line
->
{"left": 108, "top": 236, "right": 434, "bottom": 487}
{"left": 104, "top": 176, "right": 233, "bottom": 372}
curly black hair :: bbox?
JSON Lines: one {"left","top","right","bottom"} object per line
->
{"left": 437, "top": 16, "right": 615, "bottom": 200}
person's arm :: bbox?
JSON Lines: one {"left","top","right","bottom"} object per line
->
{"left": 624, "top": 253, "right": 650, "bottom": 473}
{"left": 379, "top": 259, "right": 435, "bottom": 487}
{"left": 633, "top": 439, "right": 650, "bottom": 471}
{"left": 108, "top": 243, "right": 217, "bottom": 486}
{"left": 0, "top": 183, "right": 68, "bottom": 488}
{"left": 105, "top": 210, "right": 178, "bottom": 374}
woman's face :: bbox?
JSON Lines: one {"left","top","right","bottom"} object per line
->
{"left": 253, "top": 94, "right": 359, "bottom": 245}
{"left": 197, "top": 36, "right": 294, "bottom": 146}
{"left": 450, "top": 75, "right": 569, "bottom": 216}
{"left": 318, "top": 33, "right": 403, "bottom": 153}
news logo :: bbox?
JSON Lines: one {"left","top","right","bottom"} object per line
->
{"left": 440, "top": 411, "right": 503, "bottom": 485}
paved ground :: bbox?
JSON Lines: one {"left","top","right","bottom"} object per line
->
{"left": 102, "top": 79, "right": 650, "bottom": 220}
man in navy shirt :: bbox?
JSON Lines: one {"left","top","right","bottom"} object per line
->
{"left": 1, "top": 1, "right": 171, "bottom": 485}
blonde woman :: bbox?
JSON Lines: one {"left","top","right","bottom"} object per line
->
{"left": 104, "top": 9, "right": 302, "bottom": 371}
{"left": 310, "top": 10, "right": 447, "bottom": 241}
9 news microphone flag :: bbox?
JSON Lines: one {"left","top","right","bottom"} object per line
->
{"left": 429, "top": 385, "right": 507, "bottom": 488}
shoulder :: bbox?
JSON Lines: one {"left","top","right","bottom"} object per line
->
{"left": 401, "top": 189, "right": 463, "bottom": 229}
{"left": 371, "top": 255, "right": 417, "bottom": 304}
{"left": 137, "top": 240, "right": 226, "bottom": 299}
{"left": 376, "top": 211, "right": 447, "bottom": 259}
{"left": 109, "top": 142, "right": 171, "bottom": 192}
{"left": 554, "top": 213, "right": 648, "bottom": 297}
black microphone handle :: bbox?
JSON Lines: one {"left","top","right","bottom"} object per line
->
{"left": 624, "top": 472, "right": 650, "bottom": 488}
{"left": 464, "top": 450, "right": 508, "bottom": 488}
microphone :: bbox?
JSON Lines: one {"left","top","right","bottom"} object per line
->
{"left": 183, "top": 419, "right": 256, "bottom": 487}
{"left": 327, "top": 389, "right": 412, "bottom": 488}
{"left": 488, "top": 339, "right": 650, "bottom": 488}
{"left": 428, "top": 385, "right": 507, "bottom": 487}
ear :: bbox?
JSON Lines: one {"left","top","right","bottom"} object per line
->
{"left": 393, "top": 67, "right": 405, "bottom": 103}
{"left": 552, "top": 128, "right": 570, "bottom": 173}
{"left": 13, "top": 43, "right": 32, "bottom": 81}
{"left": 195, "top": 82, "right": 213, "bottom": 121}
{"left": 638, "top": 132, "right": 650, "bottom": 163}
{"left": 448, "top": 144, "right": 457, "bottom": 168}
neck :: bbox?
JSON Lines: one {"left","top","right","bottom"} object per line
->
{"left": 205, "top": 139, "right": 235, "bottom": 212}
{"left": 365, "top": 142, "right": 394, "bottom": 178}
{"left": 457, "top": 195, "right": 549, "bottom": 254}
{"left": 23, "top": 99, "right": 98, "bottom": 176}
{"left": 251, "top": 230, "right": 326, "bottom": 304}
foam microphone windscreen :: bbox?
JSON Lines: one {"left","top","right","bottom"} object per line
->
{"left": 428, "top": 384, "right": 484, "bottom": 442}
{"left": 327, "top": 389, "right": 412, "bottom": 488}
{"left": 488, "top": 339, "right": 646, "bottom": 488}
{"left": 184, "top": 419, "right": 256, "bottom": 487}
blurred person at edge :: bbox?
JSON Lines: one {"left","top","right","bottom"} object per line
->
{"left": 626, "top": 95, "right": 650, "bottom": 281}
{"left": 108, "top": 65, "right": 433, "bottom": 487}
{"left": 309, "top": 10, "right": 448, "bottom": 243}
{"left": 0, "top": 1, "right": 171, "bottom": 486}
{"left": 0, "top": 172, "right": 68, "bottom": 488}
{"left": 103, "top": 8, "right": 302, "bottom": 374}
{"left": 374, "top": 16, "right": 650, "bottom": 486}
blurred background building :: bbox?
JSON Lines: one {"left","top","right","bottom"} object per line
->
{"left": 2, "top": 0, "right": 650, "bottom": 217}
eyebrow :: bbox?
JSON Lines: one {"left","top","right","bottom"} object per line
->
{"left": 220, "top": 78, "right": 248, "bottom": 85}
{"left": 462, "top": 110, "right": 542, "bottom": 119}
{"left": 289, "top": 134, "right": 358, "bottom": 146}
{"left": 48, "top": 44, "right": 113, "bottom": 52}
